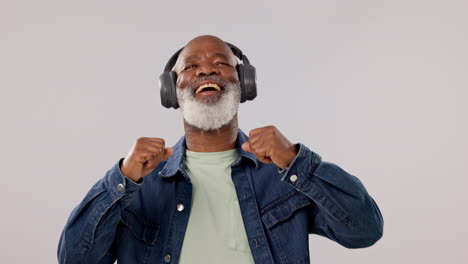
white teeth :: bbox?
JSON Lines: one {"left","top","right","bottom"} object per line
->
{"left": 195, "top": 83, "right": 221, "bottom": 94}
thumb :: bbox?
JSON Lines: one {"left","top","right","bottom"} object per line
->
{"left": 242, "top": 142, "right": 251, "bottom": 153}
{"left": 163, "top": 147, "right": 174, "bottom": 160}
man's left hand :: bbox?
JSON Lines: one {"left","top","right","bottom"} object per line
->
{"left": 242, "top": 126, "right": 298, "bottom": 169}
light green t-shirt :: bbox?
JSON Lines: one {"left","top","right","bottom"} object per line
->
{"left": 179, "top": 149, "right": 255, "bottom": 264}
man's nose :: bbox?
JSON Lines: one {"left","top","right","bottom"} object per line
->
{"left": 196, "top": 64, "right": 220, "bottom": 77}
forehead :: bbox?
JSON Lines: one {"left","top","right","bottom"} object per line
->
{"left": 176, "top": 39, "right": 237, "bottom": 65}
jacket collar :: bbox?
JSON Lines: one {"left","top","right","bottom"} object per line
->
{"left": 159, "top": 128, "right": 258, "bottom": 178}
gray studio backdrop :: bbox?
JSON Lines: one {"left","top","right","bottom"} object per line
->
{"left": 1, "top": 0, "right": 467, "bottom": 263}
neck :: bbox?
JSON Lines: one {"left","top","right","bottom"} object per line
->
{"left": 184, "top": 114, "right": 238, "bottom": 152}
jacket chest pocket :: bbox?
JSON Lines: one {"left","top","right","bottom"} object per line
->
{"left": 260, "top": 191, "right": 312, "bottom": 264}
{"left": 117, "top": 208, "right": 161, "bottom": 263}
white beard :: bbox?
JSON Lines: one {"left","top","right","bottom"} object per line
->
{"left": 176, "top": 82, "right": 241, "bottom": 131}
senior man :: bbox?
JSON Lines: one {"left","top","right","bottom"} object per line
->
{"left": 58, "top": 35, "right": 383, "bottom": 263}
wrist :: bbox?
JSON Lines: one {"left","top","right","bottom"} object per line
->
{"left": 119, "top": 159, "right": 142, "bottom": 183}
{"left": 281, "top": 144, "right": 299, "bottom": 169}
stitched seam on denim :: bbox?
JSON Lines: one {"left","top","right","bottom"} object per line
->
{"left": 119, "top": 221, "right": 154, "bottom": 263}
{"left": 280, "top": 143, "right": 304, "bottom": 179}
{"left": 160, "top": 179, "right": 185, "bottom": 260}
{"left": 120, "top": 209, "right": 160, "bottom": 245}
{"left": 262, "top": 197, "right": 311, "bottom": 229}
{"left": 293, "top": 257, "right": 311, "bottom": 264}
{"left": 164, "top": 176, "right": 190, "bottom": 263}
{"left": 244, "top": 164, "right": 275, "bottom": 264}
{"left": 106, "top": 165, "right": 122, "bottom": 201}
{"left": 305, "top": 180, "right": 350, "bottom": 223}
{"left": 143, "top": 243, "right": 152, "bottom": 264}
{"left": 79, "top": 192, "right": 112, "bottom": 252}
{"left": 124, "top": 207, "right": 160, "bottom": 228}
{"left": 120, "top": 220, "right": 151, "bottom": 244}
{"left": 295, "top": 143, "right": 315, "bottom": 176}
{"left": 259, "top": 190, "right": 300, "bottom": 214}
{"left": 270, "top": 230, "right": 289, "bottom": 264}
{"left": 308, "top": 150, "right": 322, "bottom": 175}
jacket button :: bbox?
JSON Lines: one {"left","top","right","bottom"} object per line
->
{"left": 290, "top": 175, "right": 298, "bottom": 182}
{"left": 177, "top": 203, "right": 185, "bottom": 212}
{"left": 164, "top": 254, "right": 171, "bottom": 262}
{"left": 116, "top": 183, "right": 124, "bottom": 192}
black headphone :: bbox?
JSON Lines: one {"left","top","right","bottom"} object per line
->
{"left": 159, "top": 42, "right": 257, "bottom": 109}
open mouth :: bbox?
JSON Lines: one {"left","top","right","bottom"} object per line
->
{"left": 195, "top": 83, "right": 222, "bottom": 96}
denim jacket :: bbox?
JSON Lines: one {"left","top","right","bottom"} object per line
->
{"left": 58, "top": 129, "right": 383, "bottom": 264}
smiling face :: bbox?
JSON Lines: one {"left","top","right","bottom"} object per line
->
{"left": 174, "top": 36, "right": 239, "bottom": 103}
{"left": 174, "top": 36, "right": 242, "bottom": 131}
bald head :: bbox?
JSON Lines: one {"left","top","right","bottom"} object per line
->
{"left": 173, "top": 35, "right": 238, "bottom": 72}
{"left": 185, "top": 35, "right": 229, "bottom": 49}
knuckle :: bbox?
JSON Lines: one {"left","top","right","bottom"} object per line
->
{"left": 155, "top": 139, "right": 165, "bottom": 148}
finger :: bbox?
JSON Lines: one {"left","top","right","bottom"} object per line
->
{"left": 246, "top": 130, "right": 262, "bottom": 147}
{"left": 242, "top": 142, "right": 252, "bottom": 153}
{"left": 142, "top": 145, "right": 164, "bottom": 155}
{"left": 136, "top": 137, "right": 165, "bottom": 148}
{"left": 142, "top": 139, "right": 166, "bottom": 153}
{"left": 136, "top": 150, "right": 152, "bottom": 164}
{"left": 248, "top": 127, "right": 264, "bottom": 137}
{"left": 249, "top": 134, "right": 262, "bottom": 144}
{"left": 143, "top": 137, "right": 166, "bottom": 144}
{"left": 249, "top": 142, "right": 266, "bottom": 160}
{"left": 249, "top": 142, "right": 273, "bottom": 164}
{"left": 153, "top": 147, "right": 165, "bottom": 162}
{"left": 253, "top": 146, "right": 268, "bottom": 161}
{"left": 145, "top": 147, "right": 168, "bottom": 169}
{"left": 251, "top": 144, "right": 270, "bottom": 162}
{"left": 258, "top": 156, "right": 273, "bottom": 164}
{"left": 144, "top": 154, "right": 157, "bottom": 169}
{"left": 163, "top": 148, "right": 174, "bottom": 160}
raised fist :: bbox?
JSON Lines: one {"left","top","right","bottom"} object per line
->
{"left": 121, "top": 137, "right": 173, "bottom": 182}
{"left": 242, "top": 126, "right": 298, "bottom": 169}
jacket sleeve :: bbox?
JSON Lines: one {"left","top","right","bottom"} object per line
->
{"left": 279, "top": 143, "right": 384, "bottom": 248}
{"left": 57, "top": 158, "right": 143, "bottom": 263}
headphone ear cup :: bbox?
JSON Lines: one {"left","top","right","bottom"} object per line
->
{"left": 237, "top": 64, "right": 257, "bottom": 103}
{"left": 237, "top": 64, "right": 246, "bottom": 103}
{"left": 159, "top": 71, "right": 179, "bottom": 109}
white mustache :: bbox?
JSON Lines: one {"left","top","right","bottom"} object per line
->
{"left": 176, "top": 82, "right": 241, "bottom": 131}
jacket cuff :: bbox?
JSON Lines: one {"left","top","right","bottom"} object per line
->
{"left": 106, "top": 158, "right": 143, "bottom": 204}
{"left": 279, "top": 143, "right": 322, "bottom": 186}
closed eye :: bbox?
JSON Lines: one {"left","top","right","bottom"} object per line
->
{"left": 183, "top": 64, "right": 198, "bottom": 71}
{"left": 215, "top": 62, "right": 232, "bottom": 67}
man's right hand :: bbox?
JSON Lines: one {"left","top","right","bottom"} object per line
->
{"left": 121, "top": 137, "right": 174, "bottom": 183}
